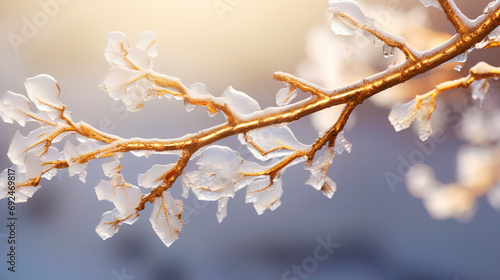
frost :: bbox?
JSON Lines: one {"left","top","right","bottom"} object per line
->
{"left": 240, "top": 125, "right": 308, "bottom": 161}
{"left": 382, "top": 44, "right": 394, "bottom": 58}
{"left": 419, "top": 0, "right": 443, "bottom": 11}
{"left": 96, "top": 208, "right": 139, "bottom": 240}
{"left": 138, "top": 164, "right": 175, "bottom": 189}
{"left": 470, "top": 79, "right": 489, "bottom": 106}
{"left": 388, "top": 98, "right": 434, "bottom": 141}
{"left": 0, "top": 91, "right": 32, "bottom": 126}
{"left": 328, "top": 0, "right": 374, "bottom": 36}
{"left": 149, "top": 191, "right": 184, "bottom": 247}
{"left": 276, "top": 85, "right": 298, "bottom": 106}
{"left": 221, "top": 86, "right": 261, "bottom": 117}
{"left": 245, "top": 176, "right": 283, "bottom": 215}
{"left": 95, "top": 175, "right": 142, "bottom": 215}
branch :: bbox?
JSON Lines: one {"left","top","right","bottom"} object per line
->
{"left": 438, "top": 0, "right": 471, "bottom": 34}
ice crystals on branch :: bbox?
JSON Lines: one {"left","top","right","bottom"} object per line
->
{"left": 150, "top": 190, "right": 184, "bottom": 247}
{"left": 245, "top": 176, "right": 284, "bottom": 215}
{"left": 328, "top": 0, "right": 374, "bottom": 36}
{"left": 221, "top": 86, "right": 261, "bottom": 116}
{"left": 471, "top": 79, "right": 490, "bottom": 106}
{"left": 96, "top": 208, "right": 139, "bottom": 240}
{"left": 276, "top": 84, "right": 298, "bottom": 106}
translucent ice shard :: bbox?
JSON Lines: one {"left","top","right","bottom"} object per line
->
{"left": 149, "top": 191, "right": 184, "bottom": 247}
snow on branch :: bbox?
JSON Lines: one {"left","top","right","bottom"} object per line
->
{"left": 1, "top": 0, "right": 500, "bottom": 247}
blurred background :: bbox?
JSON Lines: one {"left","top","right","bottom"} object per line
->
{"left": 1, "top": 0, "right": 500, "bottom": 279}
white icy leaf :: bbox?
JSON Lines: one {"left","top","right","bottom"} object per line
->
{"left": 334, "top": 131, "right": 352, "bottom": 154}
{"left": 328, "top": 0, "right": 373, "bottom": 36}
{"left": 24, "top": 151, "right": 43, "bottom": 179}
{"left": 63, "top": 140, "right": 92, "bottom": 182}
{"left": 487, "top": 183, "right": 500, "bottom": 211}
{"left": 104, "top": 32, "right": 130, "bottom": 68}
{"left": 0, "top": 91, "right": 32, "bottom": 126}
{"left": 102, "top": 160, "right": 121, "bottom": 178}
{"left": 96, "top": 208, "right": 139, "bottom": 240}
{"left": 419, "top": 0, "right": 443, "bottom": 11}
{"left": 222, "top": 86, "right": 261, "bottom": 116}
{"left": 423, "top": 187, "right": 475, "bottom": 221}
{"left": 217, "top": 197, "right": 229, "bottom": 223}
{"left": 103, "top": 66, "right": 143, "bottom": 93}
{"left": 321, "top": 177, "right": 337, "bottom": 199}
{"left": 182, "top": 171, "right": 235, "bottom": 201}
{"left": 276, "top": 86, "right": 297, "bottom": 106}
{"left": 126, "top": 47, "right": 150, "bottom": 70}
{"left": 389, "top": 98, "right": 434, "bottom": 141}
{"left": 470, "top": 79, "right": 489, "bottom": 106}
{"left": 241, "top": 125, "right": 308, "bottom": 161}
{"left": 138, "top": 164, "right": 175, "bottom": 189}
{"left": 41, "top": 147, "right": 60, "bottom": 180}
{"left": 135, "top": 31, "right": 157, "bottom": 59}
{"left": 245, "top": 176, "right": 283, "bottom": 215}
{"left": 405, "top": 164, "right": 440, "bottom": 199}
{"left": 188, "top": 83, "right": 217, "bottom": 116}
{"left": 149, "top": 191, "right": 185, "bottom": 247}
{"left": 25, "top": 74, "right": 63, "bottom": 113}
{"left": 197, "top": 146, "right": 242, "bottom": 177}
{"left": 95, "top": 175, "right": 143, "bottom": 215}
{"left": 7, "top": 127, "right": 56, "bottom": 166}
{"left": 305, "top": 146, "right": 335, "bottom": 192}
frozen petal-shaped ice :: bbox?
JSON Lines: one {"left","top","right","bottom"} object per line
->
{"left": 182, "top": 171, "right": 235, "bottom": 201}
{"left": 102, "top": 159, "right": 121, "bottom": 178}
{"left": 197, "top": 146, "right": 242, "bottom": 177}
{"left": 125, "top": 47, "right": 150, "bottom": 70}
{"left": 135, "top": 31, "right": 157, "bottom": 59}
{"left": 334, "top": 131, "right": 352, "bottom": 154}
{"left": 388, "top": 100, "right": 417, "bottom": 132}
{"left": 222, "top": 86, "right": 261, "bottom": 116}
{"left": 305, "top": 146, "right": 335, "bottom": 192}
{"left": 104, "top": 32, "right": 130, "bottom": 68}
{"left": 0, "top": 91, "right": 33, "bottom": 126}
{"left": 95, "top": 179, "right": 115, "bottom": 202}
{"left": 25, "top": 74, "right": 63, "bottom": 113}
{"left": 245, "top": 177, "right": 283, "bottom": 215}
{"left": 7, "top": 127, "right": 56, "bottom": 166}
{"left": 63, "top": 141, "right": 89, "bottom": 182}
{"left": 470, "top": 79, "right": 489, "bottom": 106}
{"left": 217, "top": 197, "right": 229, "bottom": 223}
{"left": 138, "top": 164, "right": 176, "bottom": 189}
{"left": 95, "top": 175, "right": 143, "bottom": 215}
{"left": 321, "top": 177, "right": 337, "bottom": 199}
{"left": 389, "top": 98, "right": 434, "bottom": 141}
{"left": 102, "top": 66, "right": 144, "bottom": 94}
{"left": 149, "top": 191, "right": 185, "bottom": 247}
{"left": 96, "top": 208, "right": 139, "bottom": 240}
{"left": 276, "top": 85, "right": 298, "bottom": 106}
{"left": 419, "top": 0, "right": 443, "bottom": 11}
{"left": 241, "top": 125, "right": 308, "bottom": 161}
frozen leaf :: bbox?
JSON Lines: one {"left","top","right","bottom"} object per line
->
{"left": 102, "top": 159, "right": 121, "bottom": 178}
{"left": 182, "top": 171, "right": 235, "bottom": 201}
{"left": 104, "top": 32, "right": 130, "bottom": 68}
{"left": 126, "top": 47, "right": 150, "bottom": 70}
{"left": 25, "top": 75, "right": 63, "bottom": 114}
{"left": 334, "top": 131, "right": 352, "bottom": 154}
{"left": 245, "top": 176, "right": 283, "bottom": 215}
{"left": 470, "top": 79, "right": 489, "bottom": 106}
{"left": 276, "top": 85, "right": 298, "bottom": 106}
{"left": 138, "top": 164, "right": 176, "bottom": 189}
{"left": 222, "top": 86, "right": 261, "bottom": 116}
{"left": 0, "top": 91, "right": 32, "bottom": 126}
{"left": 240, "top": 125, "right": 308, "bottom": 161}
{"left": 389, "top": 98, "right": 434, "bottom": 141}
{"left": 197, "top": 146, "right": 243, "bottom": 177}
{"left": 7, "top": 127, "right": 56, "bottom": 166}
{"left": 217, "top": 197, "right": 229, "bottom": 223}
{"left": 328, "top": 0, "right": 374, "bottom": 36}
{"left": 96, "top": 208, "right": 139, "bottom": 240}
{"left": 41, "top": 147, "right": 61, "bottom": 180}
{"left": 188, "top": 83, "right": 218, "bottom": 116}
{"left": 305, "top": 146, "right": 335, "bottom": 194}
{"left": 95, "top": 175, "right": 143, "bottom": 215}
{"left": 63, "top": 141, "right": 90, "bottom": 182}
{"left": 149, "top": 191, "right": 185, "bottom": 247}
{"left": 102, "top": 66, "right": 144, "bottom": 99}
{"left": 419, "top": 0, "right": 443, "bottom": 11}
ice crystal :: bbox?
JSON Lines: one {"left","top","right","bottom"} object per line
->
{"left": 149, "top": 191, "right": 184, "bottom": 247}
{"left": 389, "top": 98, "right": 434, "bottom": 141}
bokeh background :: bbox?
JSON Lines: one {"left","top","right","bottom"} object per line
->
{"left": 1, "top": 0, "right": 500, "bottom": 279}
